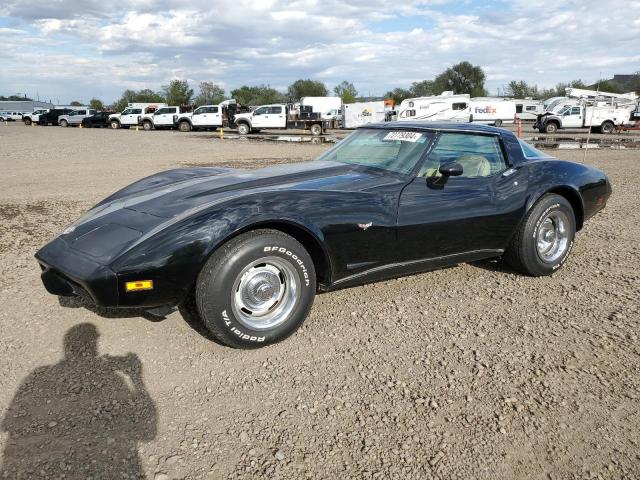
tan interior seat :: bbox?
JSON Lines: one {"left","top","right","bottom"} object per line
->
{"left": 455, "top": 155, "right": 491, "bottom": 177}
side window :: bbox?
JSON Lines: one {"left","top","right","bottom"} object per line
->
{"left": 419, "top": 133, "right": 506, "bottom": 178}
{"left": 204, "top": 106, "right": 218, "bottom": 113}
{"left": 254, "top": 106, "right": 269, "bottom": 115}
{"left": 405, "top": 109, "right": 416, "bottom": 117}
{"left": 452, "top": 102, "right": 468, "bottom": 111}
{"left": 167, "top": 108, "right": 177, "bottom": 114}
{"left": 571, "top": 107, "right": 581, "bottom": 115}
{"left": 270, "top": 106, "right": 282, "bottom": 114}
{"left": 525, "top": 105, "right": 537, "bottom": 111}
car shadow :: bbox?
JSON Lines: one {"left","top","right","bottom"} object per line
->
{"left": 0, "top": 323, "right": 157, "bottom": 478}
{"left": 58, "top": 295, "right": 167, "bottom": 322}
{"left": 469, "top": 257, "right": 519, "bottom": 275}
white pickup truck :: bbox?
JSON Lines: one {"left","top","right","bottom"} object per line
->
{"left": 141, "top": 106, "right": 188, "bottom": 131}
{"left": 175, "top": 100, "right": 238, "bottom": 132}
{"left": 58, "top": 108, "right": 97, "bottom": 127}
{"left": 22, "top": 109, "right": 49, "bottom": 125}
{"left": 109, "top": 103, "right": 167, "bottom": 129}
{"left": 534, "top": 104, "right": 633, "bottom": 133}
{"left": 233, "top": 104, "right": 329, "bottom": 135}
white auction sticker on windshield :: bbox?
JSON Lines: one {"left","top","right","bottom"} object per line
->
{"left": 383, "top": 131, "right": 423, "bottom": 142}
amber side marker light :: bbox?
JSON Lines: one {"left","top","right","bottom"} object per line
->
{"left": 125, "top": 280, "right": 154, "bottom": 292}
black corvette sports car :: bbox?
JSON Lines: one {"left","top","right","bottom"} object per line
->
{"left": 36, "top": 122, "right": 611, "bottom": 348}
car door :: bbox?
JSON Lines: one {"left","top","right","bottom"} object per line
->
{"left": 397, "top": 131, "right": 528, "bottom": 263}
{"left": 191, "top": 107, "right": 205, "bottom": 127}
{"left": 250, "top": 106, "right": 270, "bottom": 128}
{"left": 155, "top": 107, "right": 176, "bottom": 126}
{"left": 122, "top": 108, "right": 140, "bottom": 126}
{"left": 562, "top": 106, "right": 583, "bottom": 128}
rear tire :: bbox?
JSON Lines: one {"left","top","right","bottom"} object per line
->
{"left": 310, "top": 124, "right": 322, "bottom": 136}
{"left": 505, "top": 194, "right": 575, "bottom": 276}
{"left": 194, "top": 229, "right": 316, "bottom": 348}
{"left": 601, "top": 121, "right": 614, "bottom": 134}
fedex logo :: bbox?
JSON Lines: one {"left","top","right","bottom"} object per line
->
{"left": 475, "top": 106, "right": 497, "bottom": 114}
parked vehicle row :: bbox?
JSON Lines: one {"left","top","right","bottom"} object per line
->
{"left": 1, "top": 111, "right": 24, "bottom": 121}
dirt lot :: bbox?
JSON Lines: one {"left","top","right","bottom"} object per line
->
{"left": 0, "top": 122, "right": 638, "bottom": 480}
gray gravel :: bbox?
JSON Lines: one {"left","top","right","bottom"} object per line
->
{"left": 0, "top": 123, "right": 638, "bottom": 479}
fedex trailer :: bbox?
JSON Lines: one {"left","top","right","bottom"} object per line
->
{"left": 469, "top": 98, "right": 516, "bottom": 126}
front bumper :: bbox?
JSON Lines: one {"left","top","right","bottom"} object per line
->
{"left": 36, "top": 237, "right": 119, "bottom": 307}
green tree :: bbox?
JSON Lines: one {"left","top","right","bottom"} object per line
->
{"left": 287, "top": 79, "right": 328, "bottom": 102}
{"left": 114, "top": 89, "right": 165, "bottom": 112}
{"left": 504, "top": 80, "right": 541, "bottom": 98}
{"left": 89, "top": 98, "right": 104, "bottom": 110}
{"left": 410, "top": 80, "right": 435, "bottom": 97}
{"left": 70, "top": 100, "right": 83, "bottom": 106}
{"left": 433, "top": 61, "right": 487, "bottom": 96}
{"left": 384, "top": 88, "right": 413, "bottom": 106}
{"left": 162, "top": 79, "right": 194, "bottom": 106}
{"left": 230, "top": 85, "right": 286, "bottom": 106}
{"left": 333, "top": 80, "right": 357, "bottom": 103}
{"left": 194, "top": 82, "right": 225, "bottom": 106}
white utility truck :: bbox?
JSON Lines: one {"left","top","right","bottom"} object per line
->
{"left": 176, "top": 100, "right": 238, "bottom": 132}
{"left": 342, "top": 101, "right": 386, "bottom": 128}
{"left": 109, "top": 103, "right": 167, "bottom": 129}
{"left": 22, "top": 109, "right": 49, "bottom": 125}
{"left": 233, "top": 104, "right": 330, "bottom": 135}
{"left": 57, "top": 108, "right": 97, "bottom": 127}
{"left": 534, "top": 103, "right": 634, "bottom": 133}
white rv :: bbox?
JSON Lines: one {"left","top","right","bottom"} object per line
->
{"left": 342, "top": 101, "right": 386, "bottom": 128}
{"left": 397, "top": 92, "right": 515, "bottom": 126}
{"left": 397, "top": 92, "right": 471, "bottom": 122}
{"left": 514, "top": 99, "right": 544, "bottom": 120}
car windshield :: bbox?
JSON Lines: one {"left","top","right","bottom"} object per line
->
{"left": 519, "top": 140, "right": 548, "bottom": 158}
{"left": 316, "top": 129, "right": 434, "bottom": 174}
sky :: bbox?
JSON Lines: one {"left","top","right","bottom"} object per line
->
{"left": 1, "top": 0, "right": 639, "bottom": 104}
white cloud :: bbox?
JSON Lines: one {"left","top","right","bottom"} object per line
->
{"left": 0, "top": 0, "right": 639, "bottom": 103}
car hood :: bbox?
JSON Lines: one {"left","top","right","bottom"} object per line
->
{"left": 56, "top": 161, "right": 401, "bottom": 261}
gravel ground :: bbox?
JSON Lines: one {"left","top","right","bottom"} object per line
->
{"left": 0, "top": 122, "right": 638, "bottom": 480}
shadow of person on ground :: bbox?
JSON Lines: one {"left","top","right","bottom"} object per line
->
{"left": 0, "top": 323, "right": 157, "bottom": 479}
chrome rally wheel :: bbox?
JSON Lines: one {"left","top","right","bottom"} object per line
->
{"left": 232, "top": 257, "right": 300, "bottom": 330}
{"left": 536, "top": 210, "right": 570, "bottom": 263}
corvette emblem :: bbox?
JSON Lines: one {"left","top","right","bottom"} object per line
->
{"left": 357, "top": 222, "right": 373, "bottom": 231}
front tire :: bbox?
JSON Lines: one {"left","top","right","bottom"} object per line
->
{"left": 142, "top": 120, "right": 153, "bottom": 131}
{"left": 237, "top": 123, "right": 250, "bottom": 135}
{"left": 494, "top": 119, "right": 503, "bottom": 127}
{"left": 24, "top": 118, "right": 32, "bottom": 126}
{"left": 195, "top": 229, "right": 316, "bottom": 348}
{"left": 544, "top": 122, "right": 558, "bottom": 134}
{"left": 60, "top": 119, "right": 69, "bottom": 127}
{"left": 178, "top": 120, "right": 191, "bottom": 132}
{"left": 505, "top": 194, "right": 575, "bottom": 276}
{"left": 110, "top": 120, "right": 120, "bottom": 129}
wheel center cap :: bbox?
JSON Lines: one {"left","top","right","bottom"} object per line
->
{"left": 544, "top": 230, "right": 555, "bottom": 242}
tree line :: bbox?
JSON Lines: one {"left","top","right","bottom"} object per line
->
{"left": 10, "top": 62, "right": 638, "bottom": 111}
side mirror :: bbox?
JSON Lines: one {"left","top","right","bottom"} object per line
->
{"left": 439, "top": 162, "right": 463, "bottom": 177}
{"left": 254, "top": 111, "right": 261, "bottom": 116}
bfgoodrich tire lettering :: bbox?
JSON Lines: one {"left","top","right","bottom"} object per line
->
{"left": 505, "top": 193, "right": 575, "bottom": 276}
{"left": 195, "top": 229, "right": 316, "bottom": 348}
